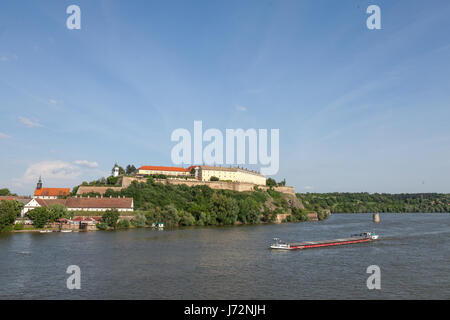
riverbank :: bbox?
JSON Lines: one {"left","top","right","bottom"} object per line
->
{"left": 10, "top": 211, "right": 323, "bottom": 233}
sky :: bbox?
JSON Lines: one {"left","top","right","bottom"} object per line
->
{"left": 0, "top": 0, "right": 449, "bottom": 195}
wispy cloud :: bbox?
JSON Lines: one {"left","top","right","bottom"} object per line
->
{"left": 13, "top": 160, "right": 82, "bottom": 188}
{"left": 0, "top": 132, "right": 11, "bottom": 139}
{"left": 19, "top": 116, "right": 42, "bottom": 128}
{"left": 73, "top": 160, "right": 99, "bottom": 168}
{"left": 304, "top": 186, "right": 314, "bottom": 190}
{"left": 236, "top": 105, "right": 247, "bottom": 112}
{"left": 12, "top": 160, "right": 107, "bottom": 192}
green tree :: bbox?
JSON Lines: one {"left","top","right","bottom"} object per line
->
{"left": 0, "top": 188, "right": 13, "bottom": 196}
{"left": 210, "top": 176, "right": 219, "bottom": 181}
{"left": 238, "top": 198, "right": 261, "bottom": 224}
{"left": 0, "top": 200, "right": 20, "bottom": 232}
{"left": 48, "top": 203, "right": 72, "bottom": 222}
{"left": 209, "top": 194, "right": 238, "bottom": 225}
{"left": 266, "top": 178, "right": 277, "bottom": 187}
{"left": 107, "top": 176, "right": 119, "bottom": 185}
{"left": 117, "top": 219, "right": 131, "bottom": 229}
{"left": 70, "top": 186, "right": 80, "bottom": 196}
{"left": 178, "top": 210, "right": 195, "bottom": 226}
{"left": 161, "top": 204, "right": 179, "bottom": 227}
{"left": 102, "top": 209, "right": 120, "bottom": 229}
{"left": 126, "top": 165, "right": 137, "bottom": 175}
{"left": 27, "top": 207, "right": 50, "bottom": 228}
{"left": 132, "top": 212, "right": 147, "bottom": 228}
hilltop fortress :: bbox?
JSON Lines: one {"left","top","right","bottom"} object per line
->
{"left": 77, "top": 165, "right": 295, "bottom": 196}
{"left": 138, "top": 165, "right": 267, "bottom": 185}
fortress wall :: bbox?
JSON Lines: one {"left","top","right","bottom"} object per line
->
{"left": 122, "top": 176, "right": 295, "bottom": 195}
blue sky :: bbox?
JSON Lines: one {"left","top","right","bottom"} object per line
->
{"left": 1, "top": 0, "right": 449, "bottom": 195}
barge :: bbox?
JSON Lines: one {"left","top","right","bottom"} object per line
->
{"left": 270, "top": 232, "right": 379, "bottom": 250}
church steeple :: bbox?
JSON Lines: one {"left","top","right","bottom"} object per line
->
{"left": 37, "top": 176, "right": 43, "bottom": 190}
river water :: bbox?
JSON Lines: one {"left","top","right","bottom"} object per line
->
{"left": 1, "top": 213, "right": 449, "bottom": 299}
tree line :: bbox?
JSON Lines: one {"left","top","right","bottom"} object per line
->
{"left": 297, "top": 192, "right": 450, "bottom": 213}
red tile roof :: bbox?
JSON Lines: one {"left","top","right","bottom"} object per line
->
{"left": 139, "top": 166, "right": 189, "bottom": 172}
{"left": 35, "top": 199, "right": 67, "bottom": 207}
{"left": 66, "top": 197, "right": 133, "bottom": 209}
{"left": 34, "top": 197, "right": 133, "bottom": 209}
{"left": 0, "top": 196, "right": 31, "bottom": 204}
{"left": 34, "top": 188, "right": 70, "bottom": 197}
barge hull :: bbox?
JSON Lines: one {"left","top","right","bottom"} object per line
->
{"left": 289, "top": 237, "right": 372, "bottom": 250}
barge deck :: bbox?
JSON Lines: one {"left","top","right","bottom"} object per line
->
{"left": 270, "top": 232, "right": 379, "bottom": 250}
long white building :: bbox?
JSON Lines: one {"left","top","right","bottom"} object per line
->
{"left": 22, "top": 196, "right": 134, "bottom": 217}
{"left": 138, "top": 165, "right": 266, "bottom": 185}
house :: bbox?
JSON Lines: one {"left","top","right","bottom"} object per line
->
{"left": 21, "top": 198, "right": 65, "bottom": 216}
{"left": 64, "top": 196, "right": 134, "bottom": 212}
{"left": 33, "top": 177, "right": 70, "bottom": 199}
{"left": 21, "top": 196, "right": 134, "bottom": 217}
{"left": 56, "top": 216, "right": 102, "bottom": 231}
{"left": 0, "top": 196, "right": 31, "bottom": 205}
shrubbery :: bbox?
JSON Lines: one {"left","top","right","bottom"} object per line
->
{"left": 14, "top": 223, "right": 24, "bottom": 230}
{"left": 132, "top": 212, "right": 147, "bottom": 228}
{"left": 117, "top": 219, "right": 131, "bottom": 229}
{"left": 27, "top": 207, "right": 50, "bottom": 228}
{"left": 101, "top": 209, "right": 120, "bottom": 229}
{"left": 0, "top": 200, "right": 21, "bottom": 232}
{"left": 96, "top": 222, "right": 108, "bottom": 230}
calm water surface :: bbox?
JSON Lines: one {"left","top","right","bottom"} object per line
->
{"left": 1, "top": 213, "right": 449, "bottom": 299}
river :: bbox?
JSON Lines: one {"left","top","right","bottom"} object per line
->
{"left": 1, "top": 213, "right": 449, "bottom": 299}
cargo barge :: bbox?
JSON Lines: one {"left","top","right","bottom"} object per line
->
{"left": 270, "top": 232, "right": 379, "bottom": 250}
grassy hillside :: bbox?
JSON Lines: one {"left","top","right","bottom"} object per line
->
{"left": 95, "top": 177, "right": 317, "bottom": 226}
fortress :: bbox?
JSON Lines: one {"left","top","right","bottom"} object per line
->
{"left": 138, "top": 165, "right": 267, "bottom": 185}
{"left": 76, "top": 165, "right": 295, "bottom": 196}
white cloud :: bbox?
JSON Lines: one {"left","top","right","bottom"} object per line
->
{"left": 11, "top": 160, "right": 108, "bottom": 194}
{"left": 73, "top": 160, "right": 99, "bottom": 168}
{"left": 19, "top": 116, "right": 42, "bottom": 128}
{"left": 49, "top": 99, "right": 58, "bottom": 104}
{"left": 0, "top": 132, "right": 11, "bottom": 139}
{"left": 236, "top": 105, "right": 247, "bottom": 112}
{"left": 24, "top": 161, "right": 81, "bottom": 181}
{"left": 12, "top": 161, "right": 81, "bottom": 189}
{"left": 304, "top": 186, "right": 314, "bottom": 190}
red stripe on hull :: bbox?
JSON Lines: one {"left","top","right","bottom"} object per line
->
{"left": 292, "top": 238, "right": 371, "bottom": 249}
